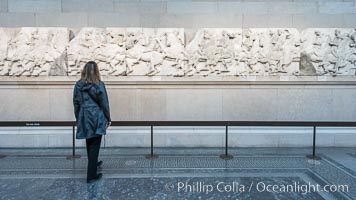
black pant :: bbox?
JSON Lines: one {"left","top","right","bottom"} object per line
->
{"left": 85, "top": 135, "right": 102, "bottom": 180}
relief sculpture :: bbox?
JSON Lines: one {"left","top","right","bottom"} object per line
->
{"left": 301, "top": 29, "right": 356, "bottom": 75}
{"left": 67, "top": 28, "right": 185, "bottom": 76}
{"left": 239, "top": 29, "right": 300, "bottom": 75}
{"left": 0, "top": 28, "right": 10, "bottom": 75}
{"left": 186, "top": 29, "right": 242, "bottom": 76}
{"left": 123, "top": 28, "right": 186, "bottom": 76}
{"left": 186, "top": 28, "right": 300, "bottom": 76}
{"left": 0, "top": 27, "right": 355, "bottom": 76}
{"left": 67, "top": 28, "right": 107, "bottom": 76}
{"left": 5, "top": 28, "right": 68, "bottom": 76}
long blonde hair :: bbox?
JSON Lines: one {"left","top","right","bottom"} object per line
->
{"left": 81, "top": 61, "right": 101, "bottom": 87}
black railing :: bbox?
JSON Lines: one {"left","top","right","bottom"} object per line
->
{"left": 1, "top": 121, "right": 356, "bottom": 160}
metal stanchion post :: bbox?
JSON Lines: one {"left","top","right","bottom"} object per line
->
{"left": 306, "top": 126, "right": 321, "bottom": 160}
{"left": 145, "top": 125, "right": 159, "bottom": 159}
{"left": 220, "top": 125, "right": 233, "bottom": 160}
{"left": 67, "top": 125, "right": 81, "bottom": 160}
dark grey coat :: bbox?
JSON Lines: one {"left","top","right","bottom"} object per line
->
{"left": 73, "top": 80, "right": 111, "bottom": 139}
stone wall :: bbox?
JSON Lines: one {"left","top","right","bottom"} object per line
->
{"left": 1, "top": 0, "right": 356, "bottom": 148}
{"left": 0, "top": 0, "right": 355, "bottom": 29}
{"left": 2, "top": 77, "right": 356, "bottom": 122}
{"left": 1, "top": 77, "right": 356, "bottom": 148}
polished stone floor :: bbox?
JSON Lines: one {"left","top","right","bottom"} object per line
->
{"left": 0, "top": 147, "right": 356, "bottom": 200}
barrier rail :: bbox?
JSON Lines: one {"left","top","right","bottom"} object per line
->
{"left": 1, "top": 121, "right": 356, "bottom": 160}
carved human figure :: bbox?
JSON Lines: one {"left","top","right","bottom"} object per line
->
{"left": 143, "top": 35, "right": 165, "bottom": 76}
{"left": 349, "top": 30, "right": 356, "bottom": 73}
{"left": 33, "top": 29, "right": 67, "bottom": 76}
{"left": 0, "top": 29, "right": 10, "bottom": 75}
{"left": 279, "top": 29, "right": 300, "bottom": 75}
{"left": 323, "top": 29, "right": 344, "bottom": 74}
{"left": 67, "top": 28, "right": 107, "bottom": 75}
{"left": 241, "top": 29, "right": 261, "bottom": 74}
{"left": 340, "top": 29, "right": 356, "bottom": 75}
{"left": 199, "top": 30, "right": 214, "bottom": 73}
{"left": 6, "top": 28, "right": 67, "bottom": 76}
{"left": 349, "top": 29, "right": 356, "bottom": 70}
{"left": 268, "top": 29, "right": 283, "bottom": 73}
{"left": 214, "top": 30, "right": 236, "bottom": 74}
{"left": 156, "top": 29, "right": 186, "bottom": 76}
{"left": 125, "top": 29, "right": 165, "bottom": 76}
{"left": 329, "top": 29, "right": 355, "bottom": 75}
{"left": 125, "top": 30, "right": 140, "bottom": 74}
{"left": 185, "top": 29, "right": 210, "bottom": 75}
{"left": 255, "top": 31, "right": 269, "bottom": 74}
{"left": 7, "top": 28, "right": 36, "bottom": 76}
{"left": 301, "top": 30, "right": 329, "bottom": 75}
{"left": 104, "top": 29, "right": 126, "bottom": 76}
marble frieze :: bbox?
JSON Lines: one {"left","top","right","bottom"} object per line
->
{"left": 1, "top": 28, "right": 68, "bottom": 76}
{"left": 301, "top": 29, "right": 356, "bottom": 76}
{"left": 0, "top": 27, "right": 355, "bottom": 76}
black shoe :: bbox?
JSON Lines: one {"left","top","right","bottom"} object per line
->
{"left": 97, "top": 160, "right": 103, "bottom": 168}
{"left": 87, "top": 173, "right": 102, "bottom": 183}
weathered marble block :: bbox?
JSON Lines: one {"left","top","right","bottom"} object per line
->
{"left": 186, "top": 28, "right": 300, "bottom": 76}
{"left": 186, "top": 29, "right": 243, "bottom": 76}
{"left": 240, "top": 28, "right": 300, "bottom": 76}
{"left": 125, "top": 28, "right": 186, "bottom": 76}
{"left": 67, "top": 28, "right": 185, "bottom": 76}
{"left": 0, "top": 28, "right": 11, "bottom": 76}
{"left": 4, "top": 28, "right": 68, "bottom": 76}
{"left": 301, "top": 28, "right": 356, "bottom": 76}
{"left": 67, "top": 27, "right": 107, "bottom": 76}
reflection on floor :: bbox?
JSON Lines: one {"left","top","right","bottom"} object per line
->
{"left": 0, "top": 147, "right": 356, "bottom": 200}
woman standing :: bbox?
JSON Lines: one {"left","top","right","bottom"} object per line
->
{"left": 73, "top": 61, "right": 111, "bottom": 183}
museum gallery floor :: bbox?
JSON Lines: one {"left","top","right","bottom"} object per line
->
{"left": 0, "top": 147, "right": 356, "bottom": 200}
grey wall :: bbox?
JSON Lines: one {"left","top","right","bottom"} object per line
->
{"left": 0, "top": 0, "right": 355, "bottom": 29}
{"left": 1, "top": 0, "right": 356, "bottom": 148}
{"left": 1, "top": 79, "right": 356, "bottom": 122}
{"left": 1, "top": 78, "right": 356, "bottom": 148}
